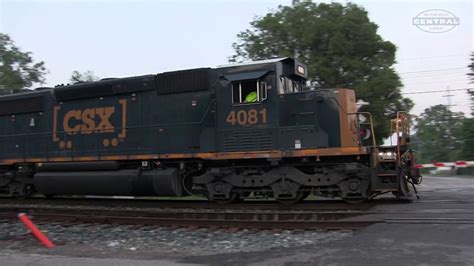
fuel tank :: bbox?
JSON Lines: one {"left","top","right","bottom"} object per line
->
{"left": 34, "top": 168, "right": 183, "bottom": 196}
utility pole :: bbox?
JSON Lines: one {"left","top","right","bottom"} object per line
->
{"left": 442, "top": 86, "right": 453, "bottom": 111}
{"left": 442, "top": 86, "right": 455, "bottom": 152}
{"left": 469, "top": 89, "right": 474, "bottom": 116}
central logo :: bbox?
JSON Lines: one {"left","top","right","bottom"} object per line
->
{"left": 412, "top": 9, "right": 460, "bottom": 33}
{"left": 52, "top": 99, "right": 127, "bottom": 149}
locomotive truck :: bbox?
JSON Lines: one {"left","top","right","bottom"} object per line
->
{"left": 0, "top": 58, "right": 421, "bottom": 203}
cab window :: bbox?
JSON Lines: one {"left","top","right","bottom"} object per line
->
{"left": 232, "top": 80, "right": 267, "bottom": 104}
{"left": 279, "top": 76, "right": 304, "bottom": 94}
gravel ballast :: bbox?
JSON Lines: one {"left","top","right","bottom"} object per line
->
{"left": 0, "top": 219, "right": 351, "bottom": 259}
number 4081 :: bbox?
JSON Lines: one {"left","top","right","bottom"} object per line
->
{"left": 226, "top": 108, "right": 267, "bottom": 126}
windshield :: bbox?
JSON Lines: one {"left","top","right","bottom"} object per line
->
{"left": 279, "top": 76, "right": 305, "bottom": 94}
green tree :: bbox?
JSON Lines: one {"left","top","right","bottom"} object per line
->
{"left": 414, "top": 105, "right": 465, "bottom": 163}
{"left": 459, "top": 118, "right": 474, "bottom": 160}
{"left": 463, "top": 53, "right": 474, "bottom": 159}
{"left": 70, "top": 70, "right": 99, "bottom": 83}
{"left": 231, "top": 1, "right": 412, "bottom": 143}
{"left": 0, "top": 33, "right": 47, "bottom": 94}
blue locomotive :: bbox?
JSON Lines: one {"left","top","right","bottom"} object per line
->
{"left": 0, "top": 58, "right": 421, "bottom": 203}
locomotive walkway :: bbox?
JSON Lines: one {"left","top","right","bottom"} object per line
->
{"left": 1, "top": 175, "right": 473, "bottom": 265}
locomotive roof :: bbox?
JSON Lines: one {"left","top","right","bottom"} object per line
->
{"left": 0, "top": 57, "right": 299, "bottom": 102}
{"left": 0, "top": 87, "right": 51, "bottom": 101}
{"left": 215, "top": 57, "right": 290, "bottom": 69}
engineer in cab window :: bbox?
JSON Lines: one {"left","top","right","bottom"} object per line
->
{"left": 244, "top": 90, "right": 257, "bottom": 103}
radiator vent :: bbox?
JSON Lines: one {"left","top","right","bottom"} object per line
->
{"left": 223, "top": 129, "right": 273, "bottom": 152}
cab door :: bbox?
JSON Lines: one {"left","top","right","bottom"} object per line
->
{"left": 216, "top": 72, "right": 276, "bottom": 153}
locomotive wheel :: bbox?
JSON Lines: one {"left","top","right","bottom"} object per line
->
{"left": 276, "top": 191, "right": 307, "bottom": 205}
{"left": 394, "top": 175, "right": 414, "bottom": 200}
{"left": 8, "top": 182, "right": 21, "bottom": 197}
{"left": 237, "top": 191, "right": 252, "bottom": 202}
{"left": 206, "top": 181, "right": 239, "bottom": 204}
{"left": 272, "top": 179, "right": 308, "bottom": 204}
{"left": 342, "top": 197, "right": 367, "bottom": 204}
{"left": 212, "top": 192, "right": 239, "bottom": 204}
{"left": 22, "top": 184, "right": 35, "bottom": 198}
{"left": 9, "top": 183, "right": 34, "bottom": 198}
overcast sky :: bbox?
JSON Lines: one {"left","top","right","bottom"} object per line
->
{"left": 1, "top": 0, "right": 472, "bottom": 116}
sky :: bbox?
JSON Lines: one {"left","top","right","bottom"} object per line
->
{"left": 1, "top": 0, "right": 473, "bottom": 117}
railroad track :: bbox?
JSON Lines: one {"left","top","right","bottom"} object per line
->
{"left": 3, "top": 199, "right": 469, "bottom": 231}
{"left": 0, "top": 202, "right": 380, "bottom": 230}
{"left": 0, "top": 197, "right": 376, "bottom": 211}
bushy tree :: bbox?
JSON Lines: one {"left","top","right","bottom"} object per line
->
{"left": 414, "top": 105, "right": 465, "bottom": 163}
{"left": 231, "top": 1, "right": 412, "bottom": 143}
{"left": 459, "top": 118, "right": 474, "bottom": 160}
{"left": 0, "top": 33, "right": 47, "bottom": 93}
{"left": 461, "top": 53, "right": 474, "bottom": 159}
{"left": 70, "top": 70, "right": 99, "bottom": 83}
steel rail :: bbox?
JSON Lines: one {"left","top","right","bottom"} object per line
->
{"left": 0, "top": 205, "right": 380, "bottom": 230}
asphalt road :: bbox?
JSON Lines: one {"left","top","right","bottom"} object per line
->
{"left": 1, "top": 175, "right": 473, "bottom": 266}
{"left": 180, "top": 175, "right": 474, "bottom": 266}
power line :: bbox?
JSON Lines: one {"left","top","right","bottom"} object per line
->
{"left": 401, "top": 72, "right": 468, "bottom": 78}
{"left": 399, "top": 67, "right": 468, "bottom": 75}
{"left": 403, "top": 88, "right": 468, "bottom": 95}
{"left": 403, "top": 79, "right": 469, "bottom": 84}
{"left": 400, "top": 72, "right": 468, "bottom": 80}
{"left": 397, "top": 53, "right": 470, "bottom": 61}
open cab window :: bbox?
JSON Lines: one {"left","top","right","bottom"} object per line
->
{"left": 232, "top": 80, "right": 267, "bottom": 104}
{"left": 279, "top": 76, "right": 305, "bottom": 94}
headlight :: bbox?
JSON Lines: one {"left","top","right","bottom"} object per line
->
{"left": 378, "top": 152, "right": 396, "bottom": 160}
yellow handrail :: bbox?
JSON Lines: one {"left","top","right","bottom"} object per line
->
{"left": 390, "top": 111, "right": 410, "bottom": 165}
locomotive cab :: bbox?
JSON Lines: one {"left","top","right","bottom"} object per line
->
{"left": 215, "top": 58, "right": 358, "bottom": 154}
{"left": 215, "top": 60, "right": 280, "bottom": 153}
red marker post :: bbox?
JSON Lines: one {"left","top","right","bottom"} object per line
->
{"left": 18, "top": 213, "right": 55, "bottom": 248}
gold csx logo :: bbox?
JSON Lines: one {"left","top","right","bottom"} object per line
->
{"left": 63, "top": 107, "right": 115, "bottom": 134}
{"left": 53, "top": 99, "right": 127, "bottom": 149}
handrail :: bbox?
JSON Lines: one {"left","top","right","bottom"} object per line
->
{"left": 390, "top": 111, "right": 410, "bottom": 166}
{"left": 347, "top": 112, "right": 377, "bottom": 149}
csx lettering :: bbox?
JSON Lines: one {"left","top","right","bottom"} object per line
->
{"left": 63, "top": 107, "right": 115, "bottom": 135}
{"left": 226, "top": 108, "right": 267, "bottom": 126}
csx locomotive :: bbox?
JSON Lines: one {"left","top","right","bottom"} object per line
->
{"left": 0, "top": 58, "right": 421, "bottom": 203}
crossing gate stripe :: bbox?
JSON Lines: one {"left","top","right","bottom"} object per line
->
{"left": 415, "top": 161, "right": 474, "bottom": 168}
